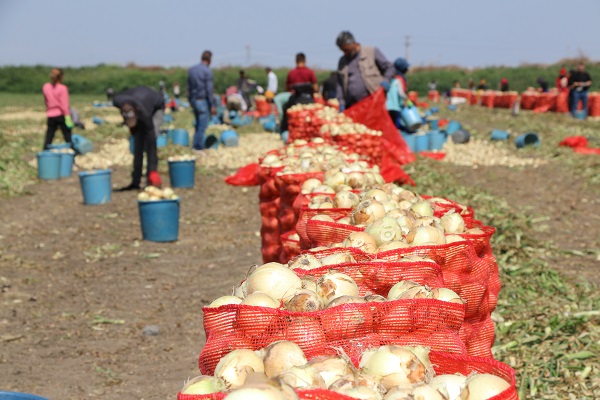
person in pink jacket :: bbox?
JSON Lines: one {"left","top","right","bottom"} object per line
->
{"left": 42, "top": 68, "right": 73, "bottom": 149}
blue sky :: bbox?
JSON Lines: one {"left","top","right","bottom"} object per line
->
{"left": 1, "top": 0, "right": 599, "bottom": 70}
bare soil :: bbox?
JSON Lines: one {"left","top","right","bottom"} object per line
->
{"left": 0, "top": 156, "right": 598, "bottom": 399}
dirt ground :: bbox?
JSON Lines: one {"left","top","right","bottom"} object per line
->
{"left": 0, "top": 150, "right": 598, "bottom": 399}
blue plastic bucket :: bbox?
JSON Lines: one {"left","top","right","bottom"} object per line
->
{"left": 446, "top": 120, "right": 462, "bottom": 135}
{"left": 281, "top": 131, "right": 289, "bottom": 144}
{"left": 400, "top": 106, "right": 422, "bottom": 132}
{"left": 428, "top": 131, "right": 446, "bottom": 150}
{"left": 78, "top": 170, "right": 112, "bottom": 205}
{"left": 138, "top": 199, "right": 180, "bottom": 242}
{"left": 0, "top": 391, "right": 48, "bottom": 400}
{"left": 415, "top": 134, "right": 429, "bottom": 152}
{"left": 92, "top": 116, "right": 104, "bottom": 125}
{"left": 430, "top": 107, "right": 439, "bottom": 114}
{"left": 451, "top": 129, "right": 471, "bottom": 144}
{"left": 129, "top": 136, "right": 135, "bottom": 154}
{"left": 401, "top": 132, "right": 417, "bottom": 152}
{"left": 203, "top": 134, "right": 219, "bottom": 149}
{"left": 220, "top": 130, "right": 239, "bottom": 147}
{"left": 448, "top": 104, "right": 457, "bottom": 111}
{"left": 262, "top": 120, "right": 277, "bottom": 132}
{"left": 575, "top": 110, "right": 587, "bottom": 120}
{"left": 170, "top": 129, "right": 190, "bottom": 146}
{"left": 36, "top": 151, "right": 61, "bottom": 180}
{"left": 71, "top": 134, "right": 93, "bottom": 154}
{"left": 58, "top": 152, "right": 75, "bottom": 178}
{"left": 515, "top": 132, "right": 541, "bottom": 148}
{"left": 47, "top": 142, "right": 71, "bottom": 150}
{"left": 168, "top": 160, "right": 195, "bottom": 188}
{"left": 163, "top": 114, "right": 174, "bottom": 123}
{"left": 491, "top": 129, "right": 510, "bottom": 141}
{"left": 429, "top": 118, "right": 439, "bottom": 130}
{"left": 156, "top": 134, "right": 168, "bottom": 148}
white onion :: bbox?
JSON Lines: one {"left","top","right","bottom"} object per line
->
{"left": 334, "top": 190, "right": 360, "bottom": 208}
{"left": 337, "top": 386, "right": 383, "bottom": 400}
{"left": 430, "top": 373, "right": 467, "bottom": 400}
{"left": 347, "top": 172, "right": 365, "bottom": 188}
{"left": 441, "top": 211, "right": 466, "bottom": 234}
{"left": 352, "top": 199, "right": 387, "bottom": 225}
{"left": 365, "top": 217, "right": 403, "bottom": 246}
{"left": 181, "top": 375, "right": 226, "bottom": 395}
{"left": 308, "top": 356, "right": 353, "bottom": 388}
{"left": 208, "top": 296, "right": 243, "bottom": 308}
{"left": 224, "top": 382, "right": 298, "bottom": 400}
{"left": 459, "top": 373, "right": 511, "bottom": 400}
{"left": 410, "top": 201, "right": 434, "bottom": 217}
{"left": 337, "top": 217, "right": 353, "bottom": 225}
{"left": 324, "top": 171, "right": 347, "bottom": 188}
{"left": 343, "top": 232, "right": 378, "bottom": 254}
{"left": 405, "top": 346, "right": 434, "bottom": 378}
{"left": 326, "top": 295, "right": 366, "bottom": 308}
{"left": 316, "top": 271, "right": 359, "bottom": 305}
{"left": 431, "top": 287, "right": 464, "bottom": 304}
{"left": 412, "top": 383, "right": 446, "bottom": 400}
{"left": 285, "top": 289, "right": 324, "bottom": 312}
{"left": 278, "top": 364, "right": 326, "bottom": 389}
{"left": 300, "top": 276, "right": 317, "bottom": 291}
{"left": 387, "top": 281, "right": 422, "bottom": 300}
{"left": 465, "top": 227, "right": 485, "bottom": 235}
{"left": 312, "top": 184, "right": 336, "bottom": 194}
{"left": 262, "top": 340, "right": 308, "bottom": 378}
{"left": 362, "top": 188, "right": 390, "bottom": 204}
{"left": 237, "top": 292, "right": 279, "bottom": 335}
{"left": 382, "top": 385, "right": 413, "bottom": 399}
{"left": 242, "top": 292, "right": 280, "bottom": 308}
{"left": 396, "top": 285, "right": 432, "bottom": 300}
{"left": 406, "top": 226, "right": 446, "bottom": 246}
{"left": 320, "top": 252, "right": 356, "bottom": 266}
{"left": 214, "top": 349, "right": 265, "bottom": 388}
{"left": 245, "top": 263, "right": 303, "bottom": 301}
{"left": 288, "top": 254, "right": 322, "bottom": 270}
{"left": 359, "top": 345, "right": 428, "bottom": 390}
{"left": 377, "top": 241, "right": 409, "bottom": 253}
{"left": 311, "top": 214, "right": 335, "bottom": 223}
{"left": 446, "top": 234, "right": 467, "bottom": 244}
{"left": 301, "top": 178, "right": 322, "bottom": 194}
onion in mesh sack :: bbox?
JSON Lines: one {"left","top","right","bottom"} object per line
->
{"left": 180, "top": 375, "right": 226, "bottom": 395}
{"left": 406, "top": 226, "right": 447, "bottom": 246}
{"left": 334, "top": 190, "right": 360, "bottom": 208}
{"left": 260, "top": 340, "right": 308, "bottom": 378}
{"left": 214, "top": 349, "right": 265, "bottom": 388}
{"left": 278, "top": 364, "right": 326, "bottom": 389}
{"left": 320, "top": 251, "right": 356, "bottom": 266}
{"left": 308, "top": 355, "right": 354, "bottom": 388}
{"left": 441, "top": 211, "right": 466, "bottom": 234}
{"left": 244, "top": 263, "right": 302, "bottom": 302}
{"left": 352, "top": 199, "right": 386, "bottom": 225}
{"left": 288, "top": 254, "right": 322, "bottom": 270}
{"left": 321, "top": 295, "right": 372, "bottom": 339}
{"left": 284, "top": 289, "right": 324, "bottom": 312}
{"left": 223, "top": 372, "right": 299, "bottom": 400}
{"left": 362, "top": 188, "right": 390, "bottom": 204}
{"left": 343, "top": 232, "right": 378, "bottom": 254}
{"left": 316, "top": 270, "right": 359, "bottom": 305}
{"left": 387, "top": 281, "right": 423, "bottom": 300}
{"left": 430, "top": 373, "right": 468, "bottom": 400}
{"left": 365, "top": 217, "right": 403, "bottom": 246}
{"left": 459, "top": 373, "right": 511, "bottom": 400}
{"left": 301, "top": 178, "right": 322, "bottom": 194}
{"left": 207, "top": 296, "right": 243, "bottom": 308}
{"left": 359, "top": 345, "right": 429, "bottom": 390}
{"left": 236, "top": 291, "right": 280, "bottom": 336}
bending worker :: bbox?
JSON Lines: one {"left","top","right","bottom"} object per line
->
{"left": 113, "top": 85, "right": 165, "bottom": 191}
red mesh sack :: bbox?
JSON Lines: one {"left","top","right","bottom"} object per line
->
{"left": 589, "top": 93, "right": 600, "bottom": 117}
{"left": 255, "top": 98, "right": 272, "bottom": 117}
{"left": 428, "top": 90, "right": 440, "bottom": 102}
{"left": 520, "top": 92, "right": 537, "bottom": 110}
{"left": 481, "top": 91, "right": 495, "bottom": 108}
{"left": 469, "top": 92, "right": 479, "bottom": 105}
{"left": 280, "top": 230, "right": 301, "bottom": 262}
{"left": 305, "top": 219, "right": 362, "bottom": 248}
{"left": 332, "top": 134, "right": 383, "bottom": 164}
{"left": 277, "top": 172, "right": 325, "bottom": 235}
{"left": 296, "top": 206, "right": 353, "bottom": 249}
{"left": 224, "top": 163, "right": 259, "bottom": 186}
{"left": 459, "top": 316, "right": 496, "bottom": 358}
{"left": 408, "top": 91, "right": 419, "bottom": 103}
{"left": 555, "top": 92, "right": 569, "bottom": 113}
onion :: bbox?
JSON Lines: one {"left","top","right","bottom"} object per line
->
{"left": 324, "top": 171, "right": 347, "bottom": 188}
{"left": 380, "top": 183, "right": 400, "bottom": 194}
{"left": 465, "top": 227, "right": 485, "bottom": 235}
{"left": 459, "top": 373, "right": 511, "bottom": 400}
{"left": 336, "top": 184, "right": 354, "bottom": 192}
{"left": 320, "top": 252, "right": 356, "bottom": 266}
{"left": 359, "top": 345, "right": 428, "bottom": 390}
{"left": 334, "top": 190, "right": 360, "bottom": 208}
{"left": 395, "top": 189, "right": 418, "bottom": 202}
{"left": 245, "top": 263, "right": 303, "bottom": 302}
{"left": 285, "top": 289, "right": 324, "bottom": 312}
{"left": 311, "top": 214, "right": 335, "bottom": 223}
{"left": 214, "top": 349, "right": 265, "bottom": 388}
{"left": 412, "top": 383, "right": 446, "bottom": 400}
{"left": 262, "top": 154, "right": 281, "bottom": 166}
{"left": 397, "top": 200, "right": 413, "bottom": 210}
{"left": 352, "top": 199, "right": 386, "bottom": 225}
{"left": 237, "top": 292, "right": 280, "bottom": 335}
{"left": 301, "top": 178, "right": 322, "bottom": 194}
{"left": 396, "top": 285, "right": 432, "bottom": 300}
{"left": 181, "top": 375, "right": 226, "bottom": 395}
{"left": 364, "top": 294, "right": 387, "bottom": 302}
{"left": 329, "top": 373, "right": 385, "bottom": 395}
{"left": 387, "top": 281, "right": 422, "bottom": 300}
{"left": 347, "top": 172, "right": 365, "bottom": 188}
{"left": 377, "top": 241, "right": 409, "bottom": 253}
{"left": 300, "top": 276, "right": 317, "bottom": 291}
{"left": 308, "top": 355, "right": 354, "bottom": 388}
{"left": 207, "top": 296, "right": 243, "bottom": 308}
{"left": 242, "top": 292, "right": 280, "bottom": 308}
{"left": 327, "top": 295, "right": 366, "bottom": 308}
{"left": 441, "top": 211, "right": 466, "bottom": 234}
{"left": 383, "top": 201, "right": 399, "bottom": 213}
{"left": 446, "top": 234, "right": 467, "bottom": 244}
{"left": 278, "top": 364, "right": 326, "bottom": 389}
{"left": 430, "top": 374, "right": 467, "bottom": 400}
{"left": 262, "top": 340, "right": 308, "bottom": 378}
{"left": 365, "top": 217, "right": 403, "bottom": 246}
{"left": 343, "top": 232, "right": 378, "bottom": 254}
{"left": 288, "top": 254, "right": 322, "bottom": 270}
{"left": 137, "top": 192, "right": 150, "bottom": 201}
{"left": 322, "top": 296, "right": 372, "bottom": 339}
{"left": 312, "top": 185, "right": 336, "bottom": 194}
{"left": 382, "top": 386, "right": 413, "bottom": 399}
{"left": 233, "top": 281, "right": 247, "bottom": 298}
{"left": 406, "top": 226, "right": 447, "bottom": 246}
{"left": 316, "top": 271, "right": 359, "bottom": 305}
{"left": 431, "top": 287, "right": 464, "bottom": 304}
{"left": 309, "top": 195, "right": 334, "bottom": 209}
{"left": 405, "top": 346, "right": 434, "bottom": 378}
{"left": 283, "top": 316, "right": 327, "bottom": 355}
{"left": 410, "top": 201, "right": 434, "bottom": 217}
{"left": 337, "top": 386, "right": 384, "bottom": 399}
{"left": 224, "top": 377, "right": 298, "bottom": 400}
{"left": 362, "top": 188, "right": 390, "bottom": 204}
{"left": 337, "top": 217, "right": 353, "bottom": 225}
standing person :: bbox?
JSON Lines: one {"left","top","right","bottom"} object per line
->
{"left": 106, "top": 87, "right": 114, "bottom": 102}
{"left": 113, "top": 86, "right": 165, "bottom": 191}
{"left": 499, "top": 78, "right": 509, "bottom": 92}
{"left": 569, "top": 62, "right": 592, "bottom": 116}
{"left": 42, "top": 68, "right": 73, "bottom": 150}
{"left": 386, "top": 58, "right": 411, "bottom": 130}
{"left": 334, "top": 31, "right": 395, "bottom": 110}
{"left": 556, "top": 68, "right": 569, "bottom": 94}
{"left": 428, "top": 80, "right": 437, "bottom": 91}
{"left": 536, "top": 77, "right": 549, "bottom": 93}
{"left": 173, "top": 82, "right": 181, "bottom": 99}
{"left": 237, "top": 70, "right": 254, "bottom": 111}
{"left": 280, "top": 52, "right": 319, "bottom": 134}
{"left": 265, "top": 67, "right": 278, "bottom": 97}
{"left": 321, "top": 72, "right": 339, "bottom": 101}
{"left": 188, "top": 50, "right": 216, "bottom": 151}
{"left": 476, "top": 79, "right": 487, "bottom": 90}
{"left": 467, "top": 78, "right": 475, "bottom": 90}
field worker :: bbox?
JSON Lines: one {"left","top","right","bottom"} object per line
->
{"left": 113, "top": 86, "right": 165, "bottom": 191}
{"left": 536, "top": 77, "right": 549, "bottom": 93}
{"left": 280, "top": 52, "right": 318, "bottom": 134}
{"left": 556, "top": 68, "right": 569, "bottom": 94}
{"left": 266, "top": 67, "right": 278, "bottom": 95}
{"left": 335, "top": 31, "right": 395, "bottom": 110}
{"left": 321, "top": 72, "right": 338, "bottom": 101}
{"left": 386, "top": 58, "right": 411, "bottom": 131}
{"left": 42, "top": 68, "right": 73, "bottom": 150}
{"left": 173, "top": 82, "right": 181, "bottom": 99}
{"left": 188, "top": 50, "right": 216, "bottom": 151}
{"left": 569, "top": 62, "right": 592, "bottom": 116}
{"left": 476, "top": 79, "right": 487, "bottom": 91}
{"left": 499, "top": 78, "right": 509, "bottom": 92}
{"left": 237, "top": 70, "right": 255, "bottom": 110}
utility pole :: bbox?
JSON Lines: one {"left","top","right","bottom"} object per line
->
{"left": 404, "top": 35, "right": 411, "bottom": 61}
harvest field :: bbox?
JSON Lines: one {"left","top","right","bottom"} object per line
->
{"left": 0, "top": 93, "right": 599, "bottom": 399}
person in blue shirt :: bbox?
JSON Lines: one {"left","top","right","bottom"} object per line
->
{"left": 386, "top": 58, "right": 411, "bottom": 131}
{"left": 188, "top": 50, "right": 216, "bottom": 151}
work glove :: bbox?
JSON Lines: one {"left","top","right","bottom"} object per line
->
{"left": 65, "top": 115, "right": 74, "bottom": 129}
{"left": 148, "top": 171, "right": 162, "bottom": 188}
{"left": 380, "top": 81, "right": 390, "bottom": 92}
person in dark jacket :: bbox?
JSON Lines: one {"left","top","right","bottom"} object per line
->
{"left": 321, "top": 72, "right": 339, "bottom": 101}
{"left": 113, "top": 86, "right": 165, "bottom": 191}
{"left": 537, "top": 77, "right": 549, "bottom": 93}
{"left": 499, "top": 78, "right": 509, "bottom": 92}
{"left": 188, "top": 50, "right": 216, "bottom": 150}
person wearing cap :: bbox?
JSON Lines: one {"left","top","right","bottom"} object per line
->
{"left": 499, "top": 78, "right": 509, "bottom": 92}
{"left": 188, "top": 50, "right": 216, "bottom": 151}
{"left": 266, "top": 67, "right": 278, "bottom": 95}
{"left": 569, "top": 62, "right": 592, "bottom": 116}
{"left": 113, "top": 86, "right": 165, "bottom": 191}
{"left": 536, "top": 77, "right": 549, "bottom": 93}
{"left": 385, "top": 58, "right": 411, "bottom": 130}
{"left": 335, "top": 31, "right": 395, "bottom": 109}
{"left": 556, "top": 68, "right": 569, "bottom": 94}
{"left": 42, "top": 68, "right": 74, "bottom": 150}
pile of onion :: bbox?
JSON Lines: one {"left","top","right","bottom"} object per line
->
{"left": 137, "top": 186, "right": 178, "bottom": 201}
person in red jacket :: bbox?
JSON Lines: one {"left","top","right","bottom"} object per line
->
{"left": 42, "top": 68, "right": 73, "bottom": 150}
{"left": 556, "top": 68, "right": 569, "bottom": 94}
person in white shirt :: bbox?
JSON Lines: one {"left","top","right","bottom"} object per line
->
{"left": 266, "top": 67, "right": 278, "bottom": 95}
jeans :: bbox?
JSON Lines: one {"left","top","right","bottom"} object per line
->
{"left": 570, "top": 90, "right": 588, "bottom": 116}
{"left": 131, "top": 114, "right": 159, "bottom": 186}
{"left": 192, "top": 99, "right": 209, "bottom": 150}
{"left": 43, "top": 116, "right": 72, "bottom": 150}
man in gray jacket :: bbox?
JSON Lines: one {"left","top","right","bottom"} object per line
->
{"left": 335, "top": 31, "right": 395, "bottom": 109}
